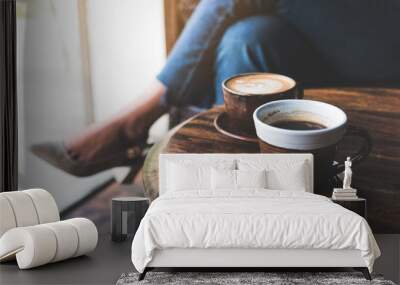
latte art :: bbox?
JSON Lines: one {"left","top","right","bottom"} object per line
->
{"left": 230, "top": 78, "right": 284, "bottom": 94}
{"left": 226, "top": 73, "right": 295, "bottom": 95}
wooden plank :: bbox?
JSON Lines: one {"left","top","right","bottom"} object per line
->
{"left": 163, "top": 0, "right": 199, "bottom": 54}
{"left": 163, "top": 0, "right": 180, "bottom": 55}
{"left": 77, "top": 0, "right": 95, "bottom": 125}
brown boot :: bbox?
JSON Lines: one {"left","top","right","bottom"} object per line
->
{"left": 31, "top": 85, "right": 167, "bottom": 177}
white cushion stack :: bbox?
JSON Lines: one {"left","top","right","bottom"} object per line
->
{"left": 0, "top": 189, "right": 98, "bottom": 269}
{"left": 0, "top": 218, "right": 97, "bottom": 269}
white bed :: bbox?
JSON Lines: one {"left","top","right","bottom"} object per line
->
{"left": 131, "top": 154, "right": 380, "bottom": 280}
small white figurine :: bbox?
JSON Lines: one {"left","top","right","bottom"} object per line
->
{"left": 343, "top": 157, "right": 353, "bottom": 189}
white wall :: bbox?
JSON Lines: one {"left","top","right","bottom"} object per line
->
{"left": 85, "top": 0, "right": 168, "bottom": 175}
{"left": 17, "top": 0, "right": 166, "bottom": 210}
{"left": 86, "top": 0, "right": 166, "bottom": 122}
{"left": 17, "top": 0, "right": 112, "bottom": 210}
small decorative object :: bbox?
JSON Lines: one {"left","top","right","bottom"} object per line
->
{"left": 111, "top": 197, "right": 149, "bottom": 242}
{"left": 332, "top": 157, "right": 358, "bottom": 200}
{"left": 343, "top": 157, "right": 353, "bottom": 189}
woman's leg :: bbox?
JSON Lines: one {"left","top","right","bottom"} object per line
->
{"left": 64, "top": 82, "right": 167, "bottom": 162}
{"left": 32, "top": 0, "right": 276, "bottom": 176}
{"left": 214, "top": 15, "right": 332, "bottom": 104}
{"left": 158, "top": 0, "right": 275, "bottom": 108}
{"left": 31, "top": 81, "right": 168, "bottom": 177}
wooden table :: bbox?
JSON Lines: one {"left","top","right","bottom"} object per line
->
{"left": 331, "top": 198, "right": 367, "bottom": 219}
{"left": 143, "top": 88, "right": 400, "bottom": 233}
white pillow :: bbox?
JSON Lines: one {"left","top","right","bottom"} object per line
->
{"left": 266, "top": 161, "right": 308, "bottom": 191}
{"left": 211, "top": 169, "right": 267, "bottom": 191}
{"left": 211, "top": 168, "right": 236, "bottom": 190}
{"left": 166, "top": 159, "right": 236, "bottom": 193}
{"left": 238, "top": 159, "right": 310, "bottom": 192}
{"left": 236, "top": 169, "right": 267, "bottom": 189}
{"left": 167, "top": 162, "right": 210, "bottom": 191}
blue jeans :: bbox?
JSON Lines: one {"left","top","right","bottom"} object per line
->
{"left": 157, "top": 0, "right": 400, "bottom": 108}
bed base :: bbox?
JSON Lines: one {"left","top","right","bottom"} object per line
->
{"left": 138, "top": 248, "right": 372, "bottom": 281}
{"left": 138, "top": 267, "right": 371, "bottom": 281}
{"left": 138, "top": 268, "right": 150, "bottom": 281}
{"left": 354, "top": 267, "right": 372, "bottom": 280}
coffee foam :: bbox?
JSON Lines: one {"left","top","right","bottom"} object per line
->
{"left": 226, "top": 73, "right": 295, "bottom": 95}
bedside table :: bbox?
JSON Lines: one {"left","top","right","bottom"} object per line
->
{"left": 331, "top": 198, "right": 367, "bottom": 219}
{"left": 111, "top": 197, "right": 149, "bottom": 242}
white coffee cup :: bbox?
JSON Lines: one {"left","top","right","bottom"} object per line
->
{"left": 253, "top": 99, "right": 347, "bottom": 150}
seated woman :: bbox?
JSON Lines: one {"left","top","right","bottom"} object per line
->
{"left": 32, "top": 0, "right": 400, "bottom": 176}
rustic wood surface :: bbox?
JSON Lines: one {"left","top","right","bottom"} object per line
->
{"left": 163, "top": 0, "right": 199, "bottom": 55}
{"left": 143, "top": 88, "right": 400, "bottom": 233}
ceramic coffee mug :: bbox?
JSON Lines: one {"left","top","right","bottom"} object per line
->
{"left": 222, "top": 73, "right": 302, "bottom": 134}
{"left": 253, "top": 99, "right": 372, "bottom": 196}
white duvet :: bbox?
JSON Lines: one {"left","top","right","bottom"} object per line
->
{"left": 131, "top": 190, "right": 380, "bottom": 273}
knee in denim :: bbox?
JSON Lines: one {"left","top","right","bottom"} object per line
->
{"left": 218, "top": 16, "right": 286, "bottom": 50}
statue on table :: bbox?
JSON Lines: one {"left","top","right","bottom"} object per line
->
{"left": 332, "top": 157, "right": 357, "bottom": 199}
{"left": 343, "top": 157, "right": 353, "bottom": 189}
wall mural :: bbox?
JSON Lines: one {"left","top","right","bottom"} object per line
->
{"left": 163, "top": 0, "right": 400, "bottom": 234}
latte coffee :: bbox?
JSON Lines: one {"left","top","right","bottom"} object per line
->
{"left": 222, "top": 73, "right": 301, "bottom": 134}
{"left": 225, "top": 73, "right": 296, "bottom": 95}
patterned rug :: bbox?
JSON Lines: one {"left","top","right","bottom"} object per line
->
{"left": 117, "top": 271, "right": 396, "bottom": 285}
